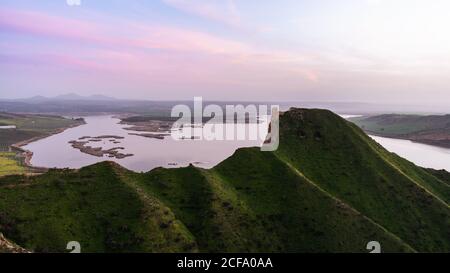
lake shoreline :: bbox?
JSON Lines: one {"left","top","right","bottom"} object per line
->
{"left": 11, "top": 119, "right": 86, "bottom": 173}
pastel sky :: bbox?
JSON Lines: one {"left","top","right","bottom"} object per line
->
{"left": 1, "top": 0, "right": 449, "bottom": 105}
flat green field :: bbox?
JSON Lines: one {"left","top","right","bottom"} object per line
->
{"left": 350, "top": 114, "right": 450, "bottom": 136}
{"left": 349, "top": 114, "right": 450, "bottom": 148}
{"left": 0, "top": 152, "right": 25, "bottom": 177}
{"left": 0, "top": 114, "right": 79, "bottom": 133}
{"left": 0, "top": 113, "right": 83, "bottom": 151}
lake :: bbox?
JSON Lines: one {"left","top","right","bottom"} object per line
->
{"left": 23, "top": 116, "right": 265, "bottom": 172}
{"left": 370, "top": 135, "right": 450, "bottom": 171}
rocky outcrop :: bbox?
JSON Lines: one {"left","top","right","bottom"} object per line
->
{"left": 0, "top": 233, "right": 30, "bottom": 253}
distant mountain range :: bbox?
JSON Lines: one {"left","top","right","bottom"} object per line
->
{"left": 0, "top": 94, "right": 449, "bottom": 115}
{"left": 18, "top": 93, "right": 117, "bottom": 102}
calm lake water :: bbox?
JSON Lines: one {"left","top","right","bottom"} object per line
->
{"left": 23, "top": 116, "right": 265, "bottom": 172}
{"left": 370, "top": 135, "right": 450, "bottom": 171}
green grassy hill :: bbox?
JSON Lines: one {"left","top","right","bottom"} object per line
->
{"left": 0, "top": 109, "right": 448, "bottom": 253}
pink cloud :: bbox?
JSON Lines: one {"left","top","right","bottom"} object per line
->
{"left": 0, "top": 8, "right": 252, "bottom": 56}
{"left": 0, "top": 8, "right": 104, "bottom": 43}
{"left": 0, "top": 52, "right": 111, "bottom": 72}
{"left": 0, "top": 7, "right": 321, "bottom": 89}
{"left": 129, "top": 24, "right": 252, "bottom": 55}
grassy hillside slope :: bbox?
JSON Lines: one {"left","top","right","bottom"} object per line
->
{"left": 0, "top": 109, "right": 448, "bottom": 253}
{"left": 276, "top": 109, "right": 449, "bottom": 252}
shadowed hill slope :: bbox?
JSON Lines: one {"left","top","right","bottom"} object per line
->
{"left": 0, "top": 109, "right": 448, "bottom": 253}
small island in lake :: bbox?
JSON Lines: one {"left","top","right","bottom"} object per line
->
{"left": 128, "top": 132, "right": 170, "bottom": 139}
{"left": 119, "top": 116, "right": 174, "bottom": 133}
{"left": 68, "top": 135, "right": 133, "bottom": 159}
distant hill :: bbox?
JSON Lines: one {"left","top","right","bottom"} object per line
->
{"left": 0, "top": 109, "right": 449, "bottom": 252}
{"left": 26, "top": 96, "right": 49, "bottom": 103}
{"left": 350, "top": 114, "right": 450, "bottom": 148}
{"left": 0, "top": 97, "right": 182, "bottom": 115}
{"left": 52, "top": 93, "right": 117, "bottom": 101}
{"left": 1, "top": 96, "right": 449, "bottom": 116}
{"left": 11, "top": 93, "right": 118, "bottom": 102}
